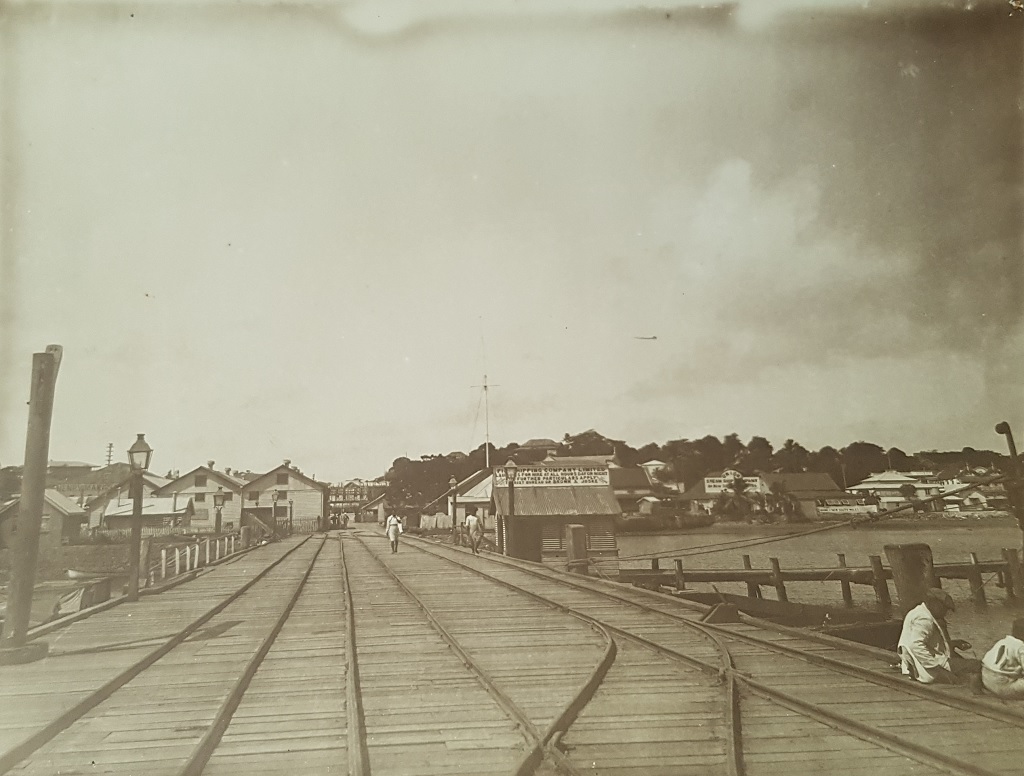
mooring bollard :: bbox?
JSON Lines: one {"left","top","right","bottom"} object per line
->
{"left": 869, "top": 555, "right": 892, "bottom": 609}
{"left": 968, "top": 552, "right": 987, "bottom": 605}
{"left": 675, "top": 559, "right": 686, "bottom": 591}
{"left": 837, "top": 553, "right": 853, "bottom": 607}
{"left": 769, "top": 557, "right": 788, "bottom": 602}
{"left": 742, "top": 555, "right": 761, "bottom": 599}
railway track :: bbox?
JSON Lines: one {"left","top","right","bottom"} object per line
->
{"left": 1, "top": 535, "right": 331, "bottom": 776}
{"left": 390, "top": 531, "right": 1024, "bottom": 776}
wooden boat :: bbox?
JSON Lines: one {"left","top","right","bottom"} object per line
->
{"left": 66, "top": 569, "right": 111, "bottom": 580}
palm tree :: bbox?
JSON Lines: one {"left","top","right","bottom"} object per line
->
{"left": 713, "top": 475, "right": 753, "bottom": 521}
{"left": 767, "top": 481, "right": 804, "bottom": 522}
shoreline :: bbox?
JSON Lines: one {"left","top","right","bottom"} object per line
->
{"left": 618, "top": 514, "right": 1018, "bottom": 537}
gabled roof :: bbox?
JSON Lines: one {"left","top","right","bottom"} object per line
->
{"left": 361, "top": 492, "right": 387, "bottom": 510}
{"left": 244, "top": 464, "right": 326, "bottom": 492}
{"left": 609, "top": 467, "right": 654, "bottom": 490}
{"left": 0, "top": 489, "right": 87, "bottom": 518}
{"left": 155, "top": 465, "right": 245, "bottom": 495}
{"left": 104, "top": 496, "right": 194, "bottom": 518}
{"left": 540, "top": 455, "right": 613, "bottom": 467}
{"left": 640, "top": 459, "right": 667, "bottom": 468}
{"left": 519, "top": 438, "right": 559, "bottom": 449}
{"left": 762, "top": 472, "right": 840, "bottom": 494}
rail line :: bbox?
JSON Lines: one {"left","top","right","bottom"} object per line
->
{"left": 349, "top": 533, "right": 618, "bottom": 775}
{"left": 0, "top": 535, "right": 326, "bottom": 776}
{"left": 397, "top": 533, "right": 1023, "bottom": 776}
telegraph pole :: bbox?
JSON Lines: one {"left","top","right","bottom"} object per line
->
{"left": 0, "top": 345, "right": 62, "bottom": 663}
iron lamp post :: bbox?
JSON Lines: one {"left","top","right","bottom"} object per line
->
{"left": 126, "top": 434, "right": 153, "bottom": 602}
{"left": 504, "top": 459, "right": 517, "bottom": 557}
{"left": 288, "top": 498, "right": 294, "bottom": 536}
{"left": 449, "top": 475, "right": 458, "bottom": 539}
{"left": 213, "top": 487, "right": 226, "bottom": 534}
{"left": 272, "top": 491, "right": 280, "bottom": 539}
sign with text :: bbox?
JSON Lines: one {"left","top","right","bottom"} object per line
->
{"left": 493, "top": 466, "right": 610, "bottom": 487}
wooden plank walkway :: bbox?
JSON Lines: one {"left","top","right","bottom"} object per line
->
{"left": 1, "top": 529, "right": 1022, "bottom": 776}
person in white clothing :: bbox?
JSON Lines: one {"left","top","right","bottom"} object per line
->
{"left": 385, "top": 513, "right": 403, "bottom": 553}
{"left": 465, "top": 509, "right": 483, "bottom": 555}
{"left": 897, "top": 588, "right": 977, "bottom": 685}
{"left": 981, "top": 618, "right": 1024, "bottom": 699}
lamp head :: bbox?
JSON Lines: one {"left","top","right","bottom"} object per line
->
{"left": 127, "top": 434, "right": 153, "bottom": 472}
{"left": 213, "top": 487, "right": 226, "bottom": 509}
{"left": 449, "top": 475, "right": 457, "bottom": 489}
{"left": 504, "top": 459, "right": 518, "bottom": 484}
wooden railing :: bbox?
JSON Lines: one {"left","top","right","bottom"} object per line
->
{"left": 148, "top": 534, "right": 242, "bottom": 585}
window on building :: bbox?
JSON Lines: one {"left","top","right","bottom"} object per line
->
{"left": 276, "top": 473, "right": 289, "bottom": 485}
{"left": 248, "top": 491, "right": 259, "bottom": 501}
{"left": 195, "top": 475, "right": 207, "bottom": 487}
{"left": 195, "top": 493, "right": 206, "bottom": 502}
{"left": 223, "top": 492, "right": 234, "bottom": 501}
{"left": 274, "top": 505, "right": 287, "bottom": 518}
{"left": 276, "top": 490, "right": 288, "bottom": 502}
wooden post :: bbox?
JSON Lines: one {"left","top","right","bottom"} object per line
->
{"left": 161, "top": 548, "right": 167, "bottom": 580}
{"left": 1, "top": 347, "right": 62, "bottom": 657}
{"left": 967, "top": 552, "right": 986, "bottom": 605}
{"left": 743, "top": 555, "right": 761, "bottom": 599}
{"left": 175, "top": 548, "right": 181, "bottom": 576}
{"left": 837, "top": 553, "right": 853, "bottom": 607}
{"left": 1002, "top": 548, "right": 1022, "bottom": 599}
{"left": 769, "top": 557, "right": 788, "bottom": 602}
{"left": 869, "top": 555, "right": 891, "bottom": 609}
{"left": 564, "top": 524, "right": 589, "bottom": 575}
{"left": 675, "top": 559, "right": 686, "bottom": 591}
{"left": 884, "top": 543, "right": 935, "bottom": 612}
{"left": 205, "top": 539, "right": 211, "bottom": 566}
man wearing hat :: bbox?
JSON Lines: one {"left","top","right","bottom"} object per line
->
{"left": 897, "top": 588, "right": 977, "bottom": 685}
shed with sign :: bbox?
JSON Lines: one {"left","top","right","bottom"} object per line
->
{"left": 491, "top": 461, "right": 619, "bottom": 573}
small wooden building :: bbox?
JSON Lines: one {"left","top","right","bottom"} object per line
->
{"left": 491, "top": 463, "right": 619, "bottom": 573}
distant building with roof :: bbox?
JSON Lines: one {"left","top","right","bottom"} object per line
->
{"left": 102, "top": 496, "right": 194, "bottom": 531}
{"left": 0, "top": 489, "right": 89, "bottom": 556}
{"left": 240, "top": 461, "right": 329, "bottom": 533}
{"left": 679, "top": 469, "right": 863, "bottom": 520}
{"left": 155, "top": 462, "right": 246, "bottom": 532}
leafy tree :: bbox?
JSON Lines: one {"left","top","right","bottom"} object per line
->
{"left": 771, "top": 439, "right": 810, "bottom": 472}
{"left": 743, "top": 436, "right": 774, "bottom": 472}
{"left": 713, "top": 475, "right": 754, "bottom": 521}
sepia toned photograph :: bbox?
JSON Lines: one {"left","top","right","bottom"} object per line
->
{"left": 0, "top": 0, "right": 1022, "bottom": 773}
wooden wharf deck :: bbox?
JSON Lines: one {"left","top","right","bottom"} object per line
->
{"left": 1, "top": 529, "right": 1022, "bottom": 775}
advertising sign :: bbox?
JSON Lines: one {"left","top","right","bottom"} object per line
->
{"left": 493, "top": 466, "right": 610, "bottom": 487}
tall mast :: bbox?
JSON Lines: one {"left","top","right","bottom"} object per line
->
{"left": 484, "top": 374, "right": 490, "bottom": 469}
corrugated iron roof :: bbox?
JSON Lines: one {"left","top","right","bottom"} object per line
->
{"left": 493, "top": 485, "right": 620, "bottom": 517}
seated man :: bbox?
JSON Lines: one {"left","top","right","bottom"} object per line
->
{"left": 897, "top": 587, "right": 977, "bottom": 685}
{"left": 981, "top": 618, "right": 1024, "bottom": 699}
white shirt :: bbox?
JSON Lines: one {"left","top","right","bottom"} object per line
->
{"left": 982, "top": 635, "right": 1024, "bottom": 678}
{"left": 465, "top": 514, "right": 482, "bottom": 533}
{"left": 897, "top": 602, "right": 952, "bottom": 683}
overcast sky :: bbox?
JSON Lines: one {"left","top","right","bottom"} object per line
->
{"left": 0, "top": 0, "right": 1020, "bottom": 481}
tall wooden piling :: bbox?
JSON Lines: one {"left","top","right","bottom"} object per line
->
{"left": 565, "top": 524, "right": 589, "bottom": 576}
{"left": 743, "top": 555, "right": 761, "bottom": 599}
{"left": 1002, "top": 548, "right": 1022, "bottom": 599}
{"left": 884, "top": 543, "right": 935, "bottom": 612}
{"left": 837, "top": 553, "right": 853, "bottom": 607}
{"left": 967, "top": 553, "right": 986, "bottom": 605}
{"left": 769, "top": 557, "right": 788, "bottom": 602}
{"left": 869, "top": 555, "right": 891, "bottom": 609}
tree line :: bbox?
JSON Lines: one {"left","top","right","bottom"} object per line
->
{"left": 384, "top": 430, "right": 1008, "bottom": 511}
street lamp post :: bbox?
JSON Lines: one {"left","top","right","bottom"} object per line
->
{"left": 504, "top": 460, "right": 517, "bottom": 557}
{"left": 213, "top": 487, "right": 226, "bottom": 534}
{"left": 288, "top": 498, "right": 294, "bottom": 536}
{"left": 449, "top": 475, "right": 458, "bottom": 542}
{"left": 272, "top": 491, "right": 280, "bottom": 539}
{"left": 126, "top": 434, "right": 153, "bottom": 602}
